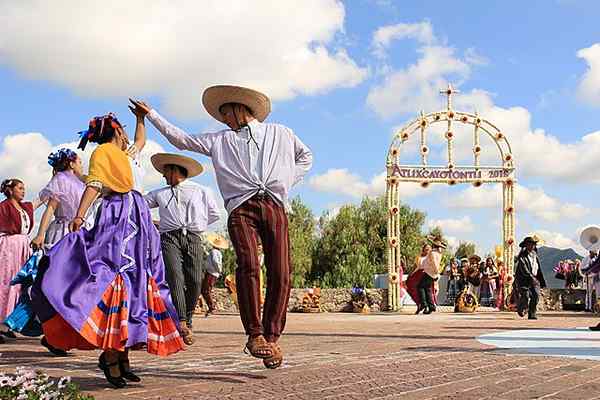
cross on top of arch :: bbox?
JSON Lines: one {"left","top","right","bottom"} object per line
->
{"left": 387, "top": 84, "right": 515, "bottom": 177}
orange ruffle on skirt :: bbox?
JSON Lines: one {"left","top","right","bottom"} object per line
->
{"left": 43, "top": 274, "right": 184, "bottom": 355}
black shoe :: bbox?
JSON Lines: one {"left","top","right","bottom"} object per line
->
{"left": 589, "top": 323, "right": 600, "bottom": 331}
{"left": 0, "top": 330, "right": 16, "bottom": 339}
{"left": 517, "top": 310, "right": 526, "bottom": 317}
{"left": 41, "top": 337, "right": 68, "bottom": 357}
{"left": 98, "top": 353, "right": 127, "bottom": 389}
{"left": 119, "top": 360, "right": 141, "bottom": 383}
{"left": 423, "top": 307, "right": 433, "bottom": 315}
{"left": 429, "top": 305, "right": 437, "bottom": 313}
{"left": 0, "top": 335, "right": 4, "bottom": 344}
{"left": 414, "top": 305, "right": 424, "bottom": 315}
{"left": 528, "top": 315, "right": 538, "bottom": 320}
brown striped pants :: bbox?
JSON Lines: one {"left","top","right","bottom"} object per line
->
{"left": 227, "top": 194, "right": 291, "bottom": 343}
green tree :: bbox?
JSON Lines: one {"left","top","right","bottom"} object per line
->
{"left": 213, "top": 197, "right": 316, "bottom": 288}
{"left": 287, "top": 197, "right": 316, "bottom": 287}
{"left": 312, "top": 196, "right": 426, "bottom": 287}
{"left": 454, "top": 241, "right": 476, "bottom": 260}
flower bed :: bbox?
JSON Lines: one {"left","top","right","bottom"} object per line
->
{"left": 0, "top": 367, "right": 93, "bottom": 400}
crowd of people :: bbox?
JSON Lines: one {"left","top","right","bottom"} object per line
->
{"left": 408, "top": 235, "right": 546, "bottom": 320}
{"left": 444, "top": 254, "right": 507, "bottom": 308}
{"left": 0, "top": 85, "right": 313, "bottom": 388}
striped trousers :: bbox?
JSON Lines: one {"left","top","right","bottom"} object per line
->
{"left": 227, "top": 194, "right": 291, "bottom": 342}
{"left": 160, "top": 229, "right": 205, "bottom": 324}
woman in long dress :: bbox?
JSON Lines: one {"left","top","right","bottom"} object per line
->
{"left": 28, "top": 149, "right": 85, "bottom": 355}
{"left": 0, "top": 179, "right": 41, "bottom": 342}
{"left": 479, "top": 257, "right": 498, "bottom": 307}
{"left": 31, "top": 149, "right": 86, "bottom": 251}
{"left": 32, "top": 107, "right": 184, "bottom": 388}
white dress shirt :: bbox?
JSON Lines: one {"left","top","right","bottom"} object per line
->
{"left": 528, "top": 252, "right": 539, "bottom": 276}
{"left": 206, "top": 248, "right": 223, "bottom": 278}
{"left": 147, "top": 110, "right": 313, "bottom": 214}
{"left": 145, "top": 180, "right": 220, "bottom": 234}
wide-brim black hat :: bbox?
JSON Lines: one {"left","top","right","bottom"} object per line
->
{"left": 519, "top": 236, "right": 538, "bottom": 248}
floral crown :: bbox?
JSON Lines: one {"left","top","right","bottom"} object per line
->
{"left": 47, "top": 148, "right": 78, "bottom": 168}
{"left": 77, "top": 113, "right": 124, "bottom": 151}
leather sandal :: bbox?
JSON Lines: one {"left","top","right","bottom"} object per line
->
{"left": 179, "top": 321, "right": 194, "bottom": 346}
{"left": 263, "top": 342, "right": 283, "bottom": 369}
{"left": 244, "top": 335, "right": 273, "bottom": 359}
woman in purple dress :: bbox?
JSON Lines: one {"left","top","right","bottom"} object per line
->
{"left": 28, "top": 148, "right": 86, "bottom": 355}
{"left": 32, "top": 105, "right": 184, "bottom": 389}
{"left": 31, "top": 148, "right": 86, "bottom": 251}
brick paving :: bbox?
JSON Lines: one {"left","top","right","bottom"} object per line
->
{"left": 2, "top": 310, "right": 600, "bottom": 399}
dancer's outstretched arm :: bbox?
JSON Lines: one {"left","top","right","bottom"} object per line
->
{"left": 31, "top": 198, "right": 58, "bottom": 250}
{"left": 129, "top": 99, "right": 216, "bottom": 157}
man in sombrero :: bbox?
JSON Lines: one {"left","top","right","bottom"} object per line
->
{"left": 201, "top": 232, "right": 229, "bottom": 317}
{"left": 131, "top": 85, "right": 313, "bottom": 369}
{"left": 144, "top": 153, "right": 220, "bottom": 345}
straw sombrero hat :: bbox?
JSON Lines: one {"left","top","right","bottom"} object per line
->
{"left": 468, "top": 254, "right": 482, "bottom": 264}
{"left": 151, "top": 153, "right": 203, "bottom": 178}
{"left": 426, "top": 234, "right": 447, "bottom": 249}
{"left": 205, "top": 232, "right": 229, "bottom": 250}
{"left": 202, "top": 85, "right": 271, "bottom": 123}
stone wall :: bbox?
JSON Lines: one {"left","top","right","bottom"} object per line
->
{"left": 199, "top": 288, "right": 389, "bottom": 313}
{"left": 198, "top": 288, "right": 584, "bottom": 314}
{"left": 539, "top": 288, "right": 586, "bottom": 311}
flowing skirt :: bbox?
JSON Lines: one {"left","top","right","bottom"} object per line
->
{"left": 32, "top": 191, "right": 184, "bottom": 356}
{"left": 479, "top": 278, "right": 496, "bottom": 307}
{"left": 3, "top": 252, "right": 43, "bottom": 336}
{"left": 0, "top": 234, "right": 30, "bottom": 320}
{"left": 44, "top": 219, "right": 70, "bottom": 250}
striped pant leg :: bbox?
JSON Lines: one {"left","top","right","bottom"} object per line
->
{"left": 259, "top": 197, "right": 291, "bottom": 343}
{"left": 227, "top": 199, "right": 263, "bottom": 337}
{"left": 182, "top": 233, "right": 205, "bottom": 323}
{"left": 201, "top": 274, "right": 217, "bottom": 312}
{"left": 160, "top": 231, "right": 186, "bottom": 321}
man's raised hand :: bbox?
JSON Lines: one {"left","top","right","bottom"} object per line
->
{"left": 129, "top": 98, "right": 151, "bottom": 118}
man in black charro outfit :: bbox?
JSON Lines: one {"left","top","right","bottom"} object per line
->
{"left": 514, "top": 236, "right": 546, "bottom": 320}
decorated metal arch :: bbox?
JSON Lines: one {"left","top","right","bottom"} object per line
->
{"left": 386, "top": 85, "right": 516, "bottom": 311}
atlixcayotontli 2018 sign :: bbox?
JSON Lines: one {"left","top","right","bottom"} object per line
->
{"left": 390, "top": 165, "right": 514, "bottom": 182}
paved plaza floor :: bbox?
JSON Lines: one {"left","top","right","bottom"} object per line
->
{"left": 3, "top": 309, "right": 600, "bottom": 399}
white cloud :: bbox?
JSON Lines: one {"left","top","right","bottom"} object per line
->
{"left": 535, "top": 229, "right": 585, "bottom": 255}
{"left": 577, "top": 43, "right": 600, "bottom": 106}
{"left": 367, "top": 45, "right": 471, "bottom": 118}
{"left": 372, "top": 21, "right": 435, "bottom": 58}
{"left": 0, "top": 1, "right": 367, "bottom": 120}
{"left": 308, "top": 168, "right": 435, "bottom": 199}
{"left": 427, "top": 216, "right": 475, "bottom": 234}
{"left": 445, "top": 183, "right": 591, "bottom": 223}
{"left": 367, "top": 24, "right": 600, "bottom": 185}
{"left": 0, "top": 132, "right": 166, "bottom": 198}
{"left": 452, "top": 90, "right": 600, "bottom": 183}
{"left": 367, "top": 20, "right": 481, "bottom": 118}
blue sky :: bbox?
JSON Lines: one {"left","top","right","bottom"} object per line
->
{"left": 1, "top": 0, "right": 599, "bottom": 255}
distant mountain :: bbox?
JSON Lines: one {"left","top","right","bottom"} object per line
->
{"left": 537, "top": 246, "right": 583, "bottom": 289}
